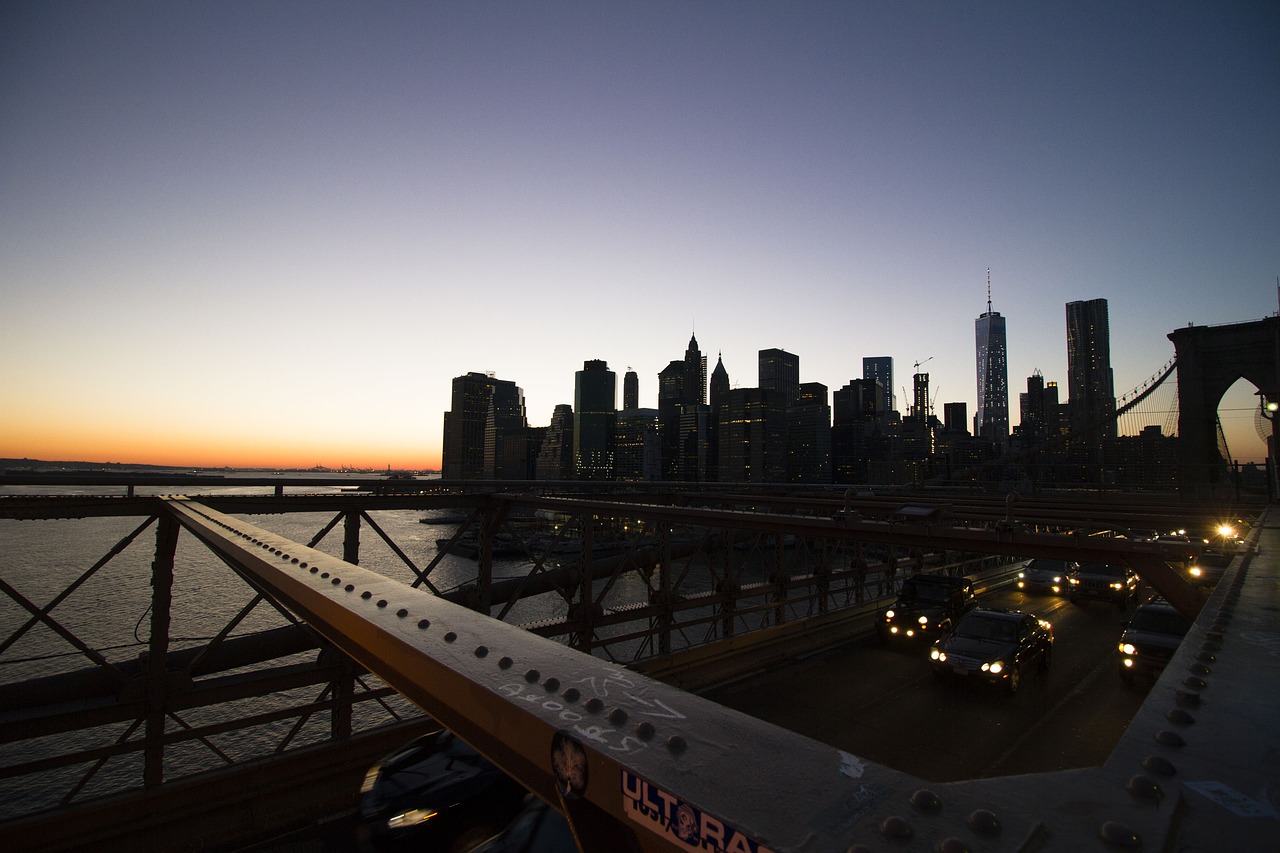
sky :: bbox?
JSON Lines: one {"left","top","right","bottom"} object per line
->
{"left": 2, "top": 1, "right": 1277, "bottom": 470}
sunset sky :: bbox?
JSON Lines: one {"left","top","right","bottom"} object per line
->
{"left": 2, "top": 2, "right": 1277, "bottom": 470}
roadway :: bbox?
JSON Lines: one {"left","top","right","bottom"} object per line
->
{"left": 701, "top": 582, "right": 1155, "bottom": 783}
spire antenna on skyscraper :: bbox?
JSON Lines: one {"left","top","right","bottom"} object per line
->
{"left": 987, "top": 268, "right": 992, "bottom": 315}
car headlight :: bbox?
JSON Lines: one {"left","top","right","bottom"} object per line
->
{"left": 1190, "top": 567, "right": 1202, "bottom": 577}
{"left": 388, "top": 808, "right": 439, "bottom": 830}
{"left": 885, "top": 609, "right": 895, "bottom": 619}
{"left": 1120, "top": 643, "right": 1137, "bottom": 655}
{"left": 1018, "top": 572, "right": 1026, "bottom": 579}
{"left": 1052, "top": 576, "right": 1061, "bottom": 583}
{"left": 930, "top": 649, "right": 946, "bottom": 661}
{"left": 360, "top": 766, "right": 381, "bottom": 795}
{"left": 1069, "top": 577, "right": 1080, "bottom": 585}
{"left": 981, "top": 661, "right": 1004, "bottom": 674}
{"left": 918, "top": 615, "right": 928, "bottom": 625}
{"left": 1110, "top": 582, "right": 1123, "bottom": 590}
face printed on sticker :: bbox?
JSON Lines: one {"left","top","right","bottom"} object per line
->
{"left": 676, "top": 803, "right": 698, "bottom": 843}
{"left": 552, "top": 732, "right": 588, "bottom": 798}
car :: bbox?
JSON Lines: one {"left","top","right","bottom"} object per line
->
{"left": 1118, "top": 597, "right": 1192, "bottom": 685}
{"left": 878, "top": 574, "right": 976, "bottom": 641}
{"left": 1017, "top": 558, "right": 1075, "bottom": 595}
{"left": 359, "top": 729, "right": 530, "bottom": 852}
{"left": 928, "top": 607, "right": 1053, "bottom": 694}
{"left": 1068, "top": 562, "right": 1139, "bottom": 609}
{"left": 1188, "top": 550, "right": 1232, "bottom": 587}
{"left": 473, "top": 796, "right": 577, "bottom": 852}
{"left": 1155, "top": 533, "right": 1196, "bottom": 564}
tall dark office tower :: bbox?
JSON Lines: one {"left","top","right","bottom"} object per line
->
{"left": 573, "top": 360, "right": 616, "bottom": 480}
{"left": 974, "top": 271, "right": 1009, "bottom": 445}
{"left": 535, "top": 404, "right": 575, "bottom": 480}
{"left": 1044, "top": 381, "right": 1064, "bottom": 439}
{"left": 482, "top": 378, "right": 528, "bottom": 480}
{"left": 832, "top": 379, "right": 879, "bottom": 483}
{"left": 1019, "top": 370, "right": 1047, "bottom": 445}
{"left": 1066, "top": 298, "right": 1117, "bottom": 443}
{"left": 788, "top": 382, "right": 831, "bottom": 483}
{"left": 707, "top": 355, "right": 729, "bottom": 482}
{"left": 912, "top": 372, "right": 931, "bottom": 419}
{"left": 442, "top": 372, "right": 498, "bottom": 480}
{"left": 623, "top": 369, "right": 639, "bottom": 411}
{"left": 759, "top": 348, "right": 800, "bottom": 402}
{"left": 709, "top": 354, "right": 730, "bottom": 411}
{"left": 717, "top": 388, "right": 787, "bottom": 482}
{"left": 943, "top": 402, "right": 968, "bottom": 435}
{"left": 615, "top": 408, "right": 661, "bottom": 481}
{"left": 683, "top": 335, "right": 707, "bottom": 406}
{"left": 862, "top": 357, "right": 894, "bottom": 415}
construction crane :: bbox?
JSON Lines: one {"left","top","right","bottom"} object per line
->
{"left": 914, "top": 356, "right": 933, "bottom": 374}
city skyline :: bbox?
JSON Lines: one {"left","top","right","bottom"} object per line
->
{"left": 2, "top": 3, "right": 1277, "bottom": 470}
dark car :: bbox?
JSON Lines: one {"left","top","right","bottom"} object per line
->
{"left": 1068, "top": 562, "right": 1139, "bottom": 609}
{"left": 474, "top": 796, "right": 577, "bottom": 853}
{"left": 878, "top": 574, "right": 976, "bottom": 641}
{"left": 1119, "top": 597, "right": 1192, "bottom": 685}
{"left": 1188, "top": 550, "right": 1232, "bottom": 587}
{"left": 929, "top": 607, "right": 1053, "bottom": 694}
{"left": 359, "top": 730, "right": 530, "bottom": 852}
{"left": 1017, "top": 558, "right": 1075, "bottom": 595}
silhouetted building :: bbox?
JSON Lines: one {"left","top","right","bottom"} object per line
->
{"left": 759, "top": 348, "right": 800, "bottom": 403}
{"left": 833, "top": 379, "right": 880, "bottom": 483}
{"left": 863, "top": 357, "right": 894, "bottom": 415}
{"left": 623, "top": 369, "right": 639, "bottom": 411}
{"left": 942, "top": 402, "right": 969, "bottom": 436}
{"left": 574, "top": 360, "right": 616, "bottom": 480}
{"left": 718, "top": 388, "right": 787, "bottom": 482}
{"left": 975, "top": 274, "right": 1009, "bottom": 445}
{"left": 901, "top": 372, "right": 936, "bottom": 466}
{"left": 1018, "top": 370, "right": 1048, "bottom": 446}
{"left": 615, "top": 408, "right": 661, "bottom": 480}
{"left": 707, "top": 354, "right": 730, "bottom": 481}
{"left": 535, "top": 404, "right": 575, "bottom": 480}
{"left": 1103, "top": 425, "right": 1177, "bottom": 488}
{"left": 443, "top": 372, "right": 499, "bottom": 480}
{"left": 683, "top": 335, "right": 707, "bottom": 406}
{"left": 1066, "top": 298, "right": 1117, "bottom": 445}
{"left": 788, "top": 382, "right": 831, "bottom": 483}
{"left": 483, "top": 378, "right": 528, "bottom": 479}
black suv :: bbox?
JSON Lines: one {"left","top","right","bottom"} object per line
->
{"left": 1118, "top": 597, "right": 1191, "bottom": 685}
{"left": 1068, "top": 562, "right": 1139, "bottom": 609}
{"left": 878, "top": 574, "right": 976, "bottom": 641}
{"left": 929, "top": 607, "right": 1054, "bottom": 694}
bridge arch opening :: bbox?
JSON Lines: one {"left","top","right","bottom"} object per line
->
{"left": 1219, "top": 376, "right": 1268, "bottom": 466}
{"left": 1169, "top": 316, "right": 1280, "bottom": 497}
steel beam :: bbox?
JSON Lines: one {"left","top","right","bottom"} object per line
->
{"left": 162, "top": 497, "right": 1216, "bottom": 852}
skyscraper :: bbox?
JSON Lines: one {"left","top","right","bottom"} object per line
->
{"left": 683, "top": 334, "right": 707, "bottom": 406}
{"left": 623, "top": 369, "right": 639, "bottom": 411}
{"left": 482, "top": 378, "right": 528, "bottom": 479}
{"left": 759, "top": 348, "right": 800, "bottom": 402}
{"left": 974, "top": 272, "right": 1009, "bottom": 445}
{"left": 1066, "top": 298, "right": 1117, "bottom": 444}
{"left": 442, "top": 372, "right": 498, "bottom": 480}
{"left": 573, "top": 360, "right": 616, "bottom": 480}
{"left": 862, "top": 357, "right": 894, "bottom": 415}
{"left": 535, "top": 404, "right": 575, "bottom": 480}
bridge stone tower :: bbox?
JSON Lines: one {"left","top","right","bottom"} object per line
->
{"left": 1168, "top": 316, "right": 1280, "bottom": 497}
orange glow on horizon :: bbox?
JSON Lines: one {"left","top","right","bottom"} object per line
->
{"left": 1, "top": 421, "right": 441, "bottom": 471}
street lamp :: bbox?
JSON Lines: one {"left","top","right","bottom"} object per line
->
{"left": 1259, "top": 392, "right": 1278, "bottom": 501}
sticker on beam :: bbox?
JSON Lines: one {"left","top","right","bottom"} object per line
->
{"left": 621, "top": 769, "right": 775, "bottom": 853}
